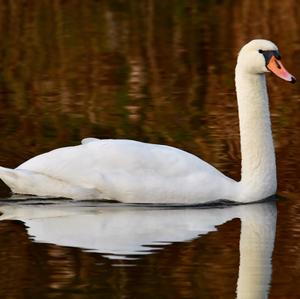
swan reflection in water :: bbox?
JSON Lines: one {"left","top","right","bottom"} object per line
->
{"left": 0, "top": 199, "right": 277, "bottom": 298}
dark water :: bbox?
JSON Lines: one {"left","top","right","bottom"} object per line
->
{"left": 0, "top": 1, "right": 299, "bottom": 298}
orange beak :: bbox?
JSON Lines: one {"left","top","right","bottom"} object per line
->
{"left": 267, "top": 56, "right": 296, "bottom": 83}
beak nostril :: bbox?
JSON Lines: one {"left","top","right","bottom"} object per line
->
{"left": 275, "top": 60, "right": 281, "bottom": 69}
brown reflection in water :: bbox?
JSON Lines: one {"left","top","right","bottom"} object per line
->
{"left": 0, "top": 1, "right": 299, "bottom": 298}
{"left": 0, "top": 221, "right": 31, "bottom": 298}
{"left": 0, "top": 217, "right": 241, "bottom": 299}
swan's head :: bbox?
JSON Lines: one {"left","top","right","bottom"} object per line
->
{"left": 237, "top": 39, "right": 296, "bottom": 83}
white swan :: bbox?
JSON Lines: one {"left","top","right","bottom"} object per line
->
{"left": 0, "top": 39, "right": 296, "bottom": 204}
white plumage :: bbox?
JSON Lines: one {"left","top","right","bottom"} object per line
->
{"left": 0, "top": 39, "right": 295, "bottom": 204}
{"left": 0, "top": 139, "right": 236, "bottom": 203}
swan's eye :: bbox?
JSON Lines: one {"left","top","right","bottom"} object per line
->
{"left": 259, "top": 49, "right": 281, "bottom": 60}
{"left": 258, "top": 49, "right": 282, "bottom": 66}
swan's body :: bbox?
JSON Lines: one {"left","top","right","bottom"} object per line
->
{"left": 0, "top": 139, "right": 237, "bottom": 203}
{"left": 0, "top": 39, "right": 295, "bottom": 203}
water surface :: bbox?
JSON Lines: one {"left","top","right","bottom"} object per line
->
{"left": 0, "top": 1, "right": 299, "bottom": 298}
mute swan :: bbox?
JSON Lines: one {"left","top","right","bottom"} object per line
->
{"left": 0, "top": 39, "right": 296, "bottom": 204}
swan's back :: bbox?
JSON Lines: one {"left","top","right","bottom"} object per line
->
{"left": 19, "top": 139, "right": 208, "bottom": 176}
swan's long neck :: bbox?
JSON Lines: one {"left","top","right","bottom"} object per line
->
{"left": 235, "top": 67, "right": 276, "bottom": 199}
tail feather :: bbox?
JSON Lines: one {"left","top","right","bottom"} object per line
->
{"left": 0, "top": 166, "right": 19, "bottom": 184}
{"left": 0, "top": 166, "right": 104, "bottom": 199}
{"left": 0, "top": 166, "right": 33, "bottom": 193}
